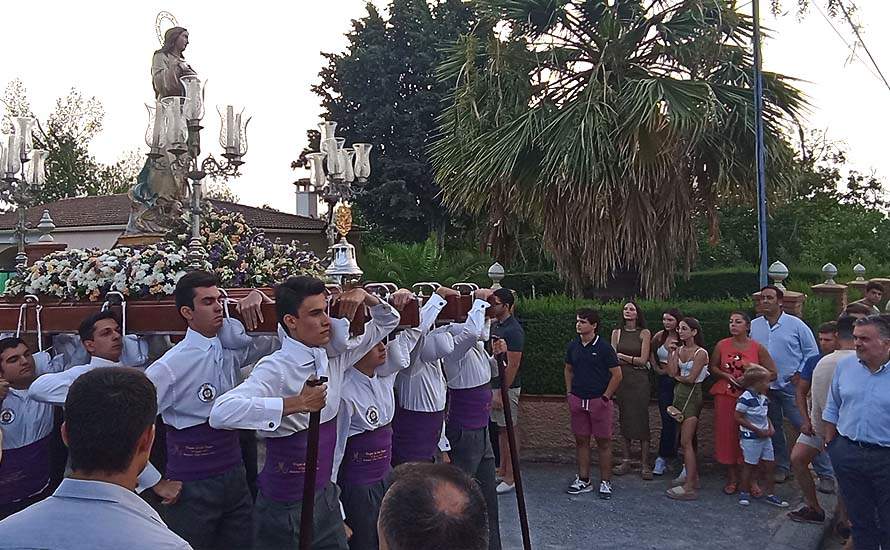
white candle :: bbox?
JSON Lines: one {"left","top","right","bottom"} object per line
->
{"left": 152, "top": 105, "right": 163, "bottom": 148}
{"left": 234, "top": 113, "right": 242, "bottom": 153}
{"left": 226, "top": 106, "right": 234, "bottom": 148}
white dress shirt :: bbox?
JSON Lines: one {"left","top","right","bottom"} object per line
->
{"left": 1, "top": 352, "right": 65, "bottom": 451}
{"left": 146, "top": 319, "right": 276, "bottom": 430}
{"left": 28, "top": 354, "right": 162, "bottom": 493}
{"left": 394, "top": 294, "right": 457, "bottom": 412}
{"left": 443, "top": 299, "right": 492, "bottom": 389}
{"left": 208, "top": 303, "right": 401, "bottom": 436}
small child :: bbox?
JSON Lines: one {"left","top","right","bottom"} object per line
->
{"left": 734, "top": 365, "right": 789, "bottom": 508}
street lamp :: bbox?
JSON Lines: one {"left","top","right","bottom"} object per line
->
{"left": 1, "top": 117, "right": 48, "bottom": 275}
{"left": 301, "top": 121, "right": 372, "bottom": 284}
{"left": 144, "top": 75, "right": 250, "bottom": 270}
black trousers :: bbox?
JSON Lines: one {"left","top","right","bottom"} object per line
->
{"left": 163, "top": 465, "right": 254, "bottom": 550}
{"left": 447, "top": 423, "right": 501, "bottom": 550}
{"left": 253, "top": 482, "right": 348, "bottom": 550}
{"left": 339, "top": 478, "right": 388, "bottom": 550}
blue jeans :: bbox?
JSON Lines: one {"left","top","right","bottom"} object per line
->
{"left": 827, "top": 436, "right": 890, "bottom": 550}
{"left": 767, "top": 387, "right": 833, "bottom": 477}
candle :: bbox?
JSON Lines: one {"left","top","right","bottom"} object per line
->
{"left": 152, "top": 105, "right": 164, "bottom": 148}
{"left": 234, "top": 113, "right": 242, "bottom": 153}
{"left": 226, "top": 106, "right": 234, "bottom": 148}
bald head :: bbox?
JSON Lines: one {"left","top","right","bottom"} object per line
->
{"left": 378, "top": 463, "right": 488, "bottom": 550}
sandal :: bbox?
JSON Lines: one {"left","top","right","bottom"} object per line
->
{"left": 612, "top": 460, "right": 631, "bottom": 476}
{"left": 641, "top": 468, "right": 654, "bottom": 481}
{"left": 665, "top": 485, "right": 698, "bottom": 501}
{"left": 751, "top": 482, "right": 764, "bottom": 499}
{"left": 723, "top": 482, "right": 738, "bottom": 495}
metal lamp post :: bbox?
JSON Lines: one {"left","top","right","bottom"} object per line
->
{"left": 302, "top": 121, "right": 372, "bottom": 285}
{"left": 1, "top": 117, "right": 49, "bottom": 275}
{"left": 144, "top": 75, "right": 250, "bottom": 270}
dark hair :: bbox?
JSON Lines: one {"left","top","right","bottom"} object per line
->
{"left": 275, "top": 276, "right": 327, "bottom": 335}
{"left": 492, "top": 288, "right": 515, "bottom": 308}
{"left": 65, "top": 368, "right": 157, "bottom": 474}
{"left": 653, "top": 308, "right": 683, "bottom": 347}
{"left": 760, "top": 285, "right": 784, "bottom": 301}
{"left": 620, "top": 301, "right": 647, "bottom": 330}
{"left": 380, "top": 463, "right": 488, "bottom": 550}
{"left": 854, "top": 315, "right": 890, "bottom": 340}
{"left": 730, "top": 310, "right": 751, "bottom": 326}
{"left": 865, "top": 281, "right": 885, "bottom": 293}
{"left": 576, "top": 308, "right": 600, "bottom": 331}
{"left": 836, "top": 315, "right": 856, "bottom": 341}
{"left": 844, "top": 302, "right": 873, "bottom": 316}
{"left": 175, "top": 270, "right": 220, "bottom": 312}
{"left": 0, "top": 336, "right": 27, "bottom": 357}
{"left": 78, "top": 311, "right": 120, "bottom": 342}
{"left": 818, "top": 321, "right": 838, "bottom": 335}
{"left": 681, "top": 317, "right": 706, "bottom": 347}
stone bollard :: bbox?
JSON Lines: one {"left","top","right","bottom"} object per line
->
{"left": 811, "top": 263, "right": 848, "bottom": 316}
{"left": 753, "top": 261, "right": 806, "bottom": 317}
{"left": 488, "top": 261, "right": 505, "bottom": 290}
{"left": 847, "top": 263, "right": 868, "bottom": 293}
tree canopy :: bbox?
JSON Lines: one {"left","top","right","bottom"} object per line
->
{"left": 431, "top": 0, "right": 807, "bottom": 298}
{"left": 297, "top": 0, "right": 476, "bottom": 244}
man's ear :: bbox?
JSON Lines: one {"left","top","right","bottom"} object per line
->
{"left": 283, "top": 313, "right": 299, "bottom": 335}
{"left": 61, "top": 421, "right": 70, "bottom": 448}
{"left": 179, "top": 305, "right": 194, "bottom": 322}
{"left": 137, "top": 424, "right": 155, "bottom": 456}
{"left": 83, "top": 339, "right": 97, "bottom": 355}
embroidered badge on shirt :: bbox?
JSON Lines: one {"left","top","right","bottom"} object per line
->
{"left": 197, "top": 383, "right": 217, "bottom": 403}
{"left": 0, "top": 408, "right": 15, "bottom": 424}
{"left": 366, "top": 406, "right": 380, "bottom": 425}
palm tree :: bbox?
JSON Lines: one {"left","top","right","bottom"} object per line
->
{"left": 431, "top": 0, "right": 806, "bottom": 297}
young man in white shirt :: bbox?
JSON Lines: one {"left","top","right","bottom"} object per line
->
{"left": 29, "top": 311, "right": 177, "bottom": 500}
{"left": 209, "top": 276, "right": 400, "bottom": 550}
{"left": 145, "top": 271, "right": 275, "bottom": 549}
{"left": 0, "top": 337, "right": 66, "bottom": 519}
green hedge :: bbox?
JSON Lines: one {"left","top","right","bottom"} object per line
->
{"left": 516, "top": 295, "right": 837, "bottom": 395}
{"left": 501, "top": 271, "right": 565, "bottom": 297}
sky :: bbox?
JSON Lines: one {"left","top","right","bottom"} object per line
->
{"left": 0, "top": 1, "right": 888, "bottom": 214}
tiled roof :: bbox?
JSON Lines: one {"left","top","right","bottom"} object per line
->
{"left": 0, "top": 194, "right": 325, "bottom": 232}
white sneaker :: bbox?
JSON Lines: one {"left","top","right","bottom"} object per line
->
{"left": 598, "top": 480, "right": 613, "bottom": 500}
{"left": 567, "top": 475, "right": 593, "bottom": 495}
{"left": 496, "top": 481, "right": 515, "bottom": 494}
{"left": 653, "top": 457, "right": 667, "bottom": 476}
{"left": 672, "top": 466, "right": 687, "bottom": 486}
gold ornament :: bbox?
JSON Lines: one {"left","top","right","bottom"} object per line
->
{"left": 334, "top": 203, "right": 353, "bottom": 237}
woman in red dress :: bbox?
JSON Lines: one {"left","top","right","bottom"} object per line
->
{"left": 709, "top": 311, "right": 777, "bottom": 495}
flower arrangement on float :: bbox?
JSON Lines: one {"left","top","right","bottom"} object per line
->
{"left": 4, "top": 205, "right": 324, "bottom": 301}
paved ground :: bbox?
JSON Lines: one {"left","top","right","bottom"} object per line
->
{"left": 497, "top": 463, "right": 801, "bottom": 550}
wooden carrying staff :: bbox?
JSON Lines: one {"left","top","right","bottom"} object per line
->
{"left": 298, "top": 375, "right": 328, "bottom": 550}
{"left": 495, "top": 348, "right": 532, "bottom": 550}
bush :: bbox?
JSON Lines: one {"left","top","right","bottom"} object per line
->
{"left": 516, "top": 295, "right": 837, "bottom": 395}
{"left": 501, "top": 271, "right": 565, "bottom": 297}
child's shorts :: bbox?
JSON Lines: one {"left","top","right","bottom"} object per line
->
{"left": 740, "top": 436, "right": 774, "bottom": 465}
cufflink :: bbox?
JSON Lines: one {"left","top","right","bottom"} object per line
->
{"left": 268, "top": 422, "right": 275, "bottom": 428}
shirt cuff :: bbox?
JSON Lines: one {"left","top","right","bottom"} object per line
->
{"left": 258, "top": 397, "right": 284, "bottom": 431}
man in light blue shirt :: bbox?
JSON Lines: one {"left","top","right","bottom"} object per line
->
{"left": 0, "top": 367, "right": 191, "bottom": 549}
{"left": 822, "top": 315, "right": 890, "bottom": 550}
{"left": 750, "top": 285, "right": 831, "bottom": 483}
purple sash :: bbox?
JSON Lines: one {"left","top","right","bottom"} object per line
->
{"left": 391, "top": 407, "right": 444, "bottom": 465}
{"left": 257, "top": 419, "right": 337, "bottom": 502}
{"left": 0, "top": 436, "right": 50, "bottom": 504}
{"left": 447, "top": 384, "right": 492, "bottom": 430}
{"left": 165, "top": 422, "right": 242, "bottom": 481}
{"left": 340, "top": 425, "right": 393, "bottom": 486}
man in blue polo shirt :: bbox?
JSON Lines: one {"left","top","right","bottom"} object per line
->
{"left": 564, "top": 308, "right": 622, "bottom": 499}
{"left": 823, "top": 315, "right": 890, "bottom": 549}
